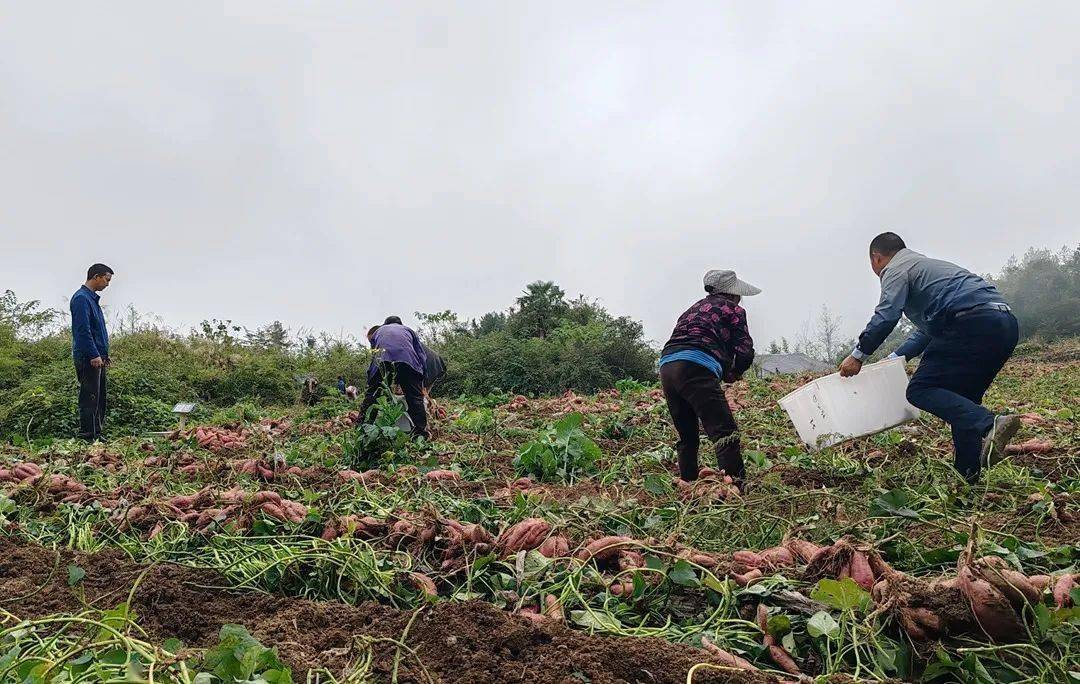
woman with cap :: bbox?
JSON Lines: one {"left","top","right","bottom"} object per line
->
{"left": 659, "top": 270, "right": 759, "bottom": 490}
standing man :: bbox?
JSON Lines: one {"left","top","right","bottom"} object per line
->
{"left": 70, "top": 264, "right": 113, "bottom": 441}
{"left": 839, "top": 233, "right": 1021, "bottom": 482}
{"left": 360, "top": 316, "right": 429, "bottom": 438}
{"left": 659, "top": 270, "right": 758, "bottom": 489}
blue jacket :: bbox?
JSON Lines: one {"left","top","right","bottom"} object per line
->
{"left": 852, "top": 248, "right": 1006, "bottom": 361}
{"left": 70, "top": 285, "right": 109, "bottom": 362}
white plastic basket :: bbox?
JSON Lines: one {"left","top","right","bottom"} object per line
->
{"left": 778, "top": 357, "right": 920, "bottom": 450}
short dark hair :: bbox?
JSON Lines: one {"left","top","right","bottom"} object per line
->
{"left": 869, "top": 232, "right": 905, "bottom": 257}
{"left": 366, "top": 325, "right": 380, "bottom": 340}
{"left": 383, "top": 316, "right": 403, "bottom": 325}
{"left": 87, "top": 263, "right": 114, "bottom": 280}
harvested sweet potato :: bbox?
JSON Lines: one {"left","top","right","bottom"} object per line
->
{"left": 760, "top": 546, "right": 795, "bottom": 568}
{"left": 618, "top": 550, "right": 645, "bottom": 571}
{"left": 732, "top": 550, "right": 764, "bottom": 571}
{"left": 168, "top": 494, "right": 199, "bottom": 510}
{"left": 543, "top": 594, "right": 564, "bottom": 622}
{"left": 700, "top": 637, "right": 758, "bottom": 672}
{"left": 250, "top": 491, "right": 282, "bottom": 506}
{"left": 846, "top": 551, "right": 875, "bottom": 590}
{"left": 260, "top": 502, "right": 287, "bottom": 521}
{"left": 957, "top": 565, "right": 1024, "bottom": 642}
{"left": 13, "top": 463, "right": 42, "bottom": 481}
{"left": 424, "top": 469, "right": 461, "bottom": 481}
{"left": 609, "top": 580, "right": 635, "bottom": 596}
{"left": 576, "top": 536, "right": 634, "bottom": 563}
{"left": 975, "top": 557, "right": 1041, "bottom": 609}
{"left": 1028, "top": 574, "right": 1052, "bottom": 592}
{"left": 538, "top": 535, "right": 570, "bottom": 558}
{"left": 785, "top": 539, "right": 824, "bottom": 564}
{"left": 1006, "top": 438, "right": 1053, "bottom": 454}
{"left": 1053, "top": 574, "right": 1075, "bottom": 609}
{"left": 497, "top": 518, "right": 552, "bottom": 553}
{"left": 733, "top": 568, "right": 763, "bottom": 587}
{"left": 408, "top": 572, "right": 438, "bottom": 597}
{"left": 391, "top": 519, "right": 418, "bottom": 541}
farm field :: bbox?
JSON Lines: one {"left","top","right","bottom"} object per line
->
{"left": 0, "top": 345, "right": 1077, "bottom": 683}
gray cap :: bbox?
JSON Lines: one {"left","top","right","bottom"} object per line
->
{"left": 703, "top": 269, "right": 761, "bottom": 296}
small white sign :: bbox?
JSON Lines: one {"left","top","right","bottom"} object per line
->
{"left": 172, "top": 402, "right": 197, "bottom": 414}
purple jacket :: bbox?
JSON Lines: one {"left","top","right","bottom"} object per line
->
{"left": 662, "top": 293, "right": 755, "bottom": 377}
{"left": 368, "top": 324, "right": 427, "bottom": 377}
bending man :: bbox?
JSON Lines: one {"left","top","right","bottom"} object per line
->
{"left": 361, "top": 316, "right": 429, "bottom": 439}
{"left": 839, "top": 232, "right": 1020, "bottom": 481}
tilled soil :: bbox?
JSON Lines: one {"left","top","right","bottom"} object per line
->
{"left": 0, "top": 538, "right": 774, "bottom": 684}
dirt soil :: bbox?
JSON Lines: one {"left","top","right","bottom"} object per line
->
{"left": 0, "top": 538, "right": 776, "bottom": 684}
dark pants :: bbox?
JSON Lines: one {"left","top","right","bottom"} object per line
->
{"left": 75, "top": 360, "right": 107, "bottom": 441}
{"left": 360, "top": 362, "right": 428, "bottom": 438}
{"left": 905, "top": 310, "right": 1018, "bottom": 480}
{"left": 659, "top": 360, "right": 744, "bottom": 484}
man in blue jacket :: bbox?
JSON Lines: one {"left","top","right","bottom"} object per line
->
{"left": 360, "top": 316, "right": 429, "bottom": 438}
{"left": 70, "top": 264, "right": 114, "bottom": 441}
{"left": 839, "top": 233, "right": 1020, "bottom": 481}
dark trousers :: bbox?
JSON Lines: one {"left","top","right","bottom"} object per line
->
{"left": 905, "top": 310, "right": 1018, "bottom": 479}
{"left": 659, "top": 360, "right": 744, "bottom": 483}
{"left": 360, "top": 362, "right": 428, "bottom": 438}
{"left": 75, "top": 360, "right": 107, "bottom": 441}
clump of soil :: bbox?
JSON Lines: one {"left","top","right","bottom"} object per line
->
{"left": 767, "top": 464, "right": 860, "bottom": 490}
{"left": 0, "top": 538, "right": 772, "bottom": 683}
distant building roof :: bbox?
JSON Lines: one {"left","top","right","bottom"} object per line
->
{"left": 755, "top": 352, "right": 832, "bottom": 376}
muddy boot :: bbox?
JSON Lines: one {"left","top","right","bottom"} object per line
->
{"left": 980, "top": 414, "right": 1021, "bottom": 468}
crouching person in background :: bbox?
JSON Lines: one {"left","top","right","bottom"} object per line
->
{"left": 659, "top": 270, "right": 758, "bottom": 490}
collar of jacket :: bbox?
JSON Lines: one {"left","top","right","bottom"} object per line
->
{"left": 80, "top": 284, "right": 101, "bottom": 302}
{"left": 880, "top": 248, "right": 923, "bottom": 280}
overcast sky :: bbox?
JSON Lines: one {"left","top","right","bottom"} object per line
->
{"left": 3, "top": 2, "right": 1078, "bottom": 348}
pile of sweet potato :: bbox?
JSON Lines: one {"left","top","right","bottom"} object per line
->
{"left": 0, "top": 462, "right": 44, "bottom": 484}
{"left": 496, "top": 518, "right": 569, "bottom": 558}
{"left": 109, "top": 487, "right": 308, "bottom": 535}
{"left": 676, "top": 467, "right": 741, "bottom": 502}
{"left": 870, "top": 545, "right": 1077, "bottom": 643}
{"left": 180, "top": 418, "right": 291, "bottom": 454}
{"left": 0, "top": 463, "right": 90, "bottom": 504}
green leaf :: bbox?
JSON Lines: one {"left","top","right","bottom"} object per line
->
{"left": 570, "top": 609, "right": 623, "bottom": 632}
{"left": 668, "top": 559, "right": 699, "bottom": 587}
{"left": 631, "top": 571, "right": 646, "bottom": 598}
{"left": 67, "top": 564, "right": 86, "bottom": 587}
{"left": 744, "top": 450, "right": 770, "bottom": 468}
{"left": 702, "top": 574, "right": 726, "bottom": 593}
{"left": 807, "top": 610, "right": 841, "bottom": 639}
{"left": 643, "top": 473, "right": 671, "bottom": 496}
{"left": 162, "top": 638, "right": 184, "bottom": 656}
{"left": 811, "top": 578, "right": 872, "bottom": 612}
{"left": 766, "top": 613, "right": 791, "bottom": 637}
{"left": 553, "top": 413, "right": 584, "bottom": 443}
{"left": 1051, "top": 606, "right": 1080, "bottom": 626}
{"left": 870, "top": 489, "right": 923, "bottom": 520}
